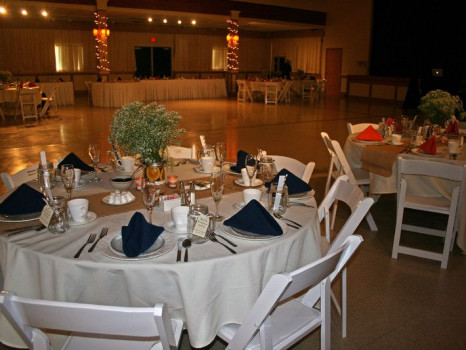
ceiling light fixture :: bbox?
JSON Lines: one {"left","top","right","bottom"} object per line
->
{"left": 41, "top": 10, "right": 48, "bottom": 17}
{"left": 0, "top": 7, "right": 6, "bottom": 15}
{"left": 191, "top": 20, "right": 196, "bottom": 25}
{"left": 163, "top": 18, "right": 167, "bottom": 24}
{"left": 177, "top": 20, "right": 182, "bottom": 25}
{"left": 21, "top": 9, "right": 28, "bottom": 16}
{"left": 148, "top": 17, "right": 153, "bottom": 22}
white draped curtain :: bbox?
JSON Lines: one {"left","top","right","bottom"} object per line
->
{"left": 270, "top": 36, "right": 322, "bottom": 74}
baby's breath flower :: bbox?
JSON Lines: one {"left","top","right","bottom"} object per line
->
{"left": 418, "top": 90, "right": 465, "bottom": 125}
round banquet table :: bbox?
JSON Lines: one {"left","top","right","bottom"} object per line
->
{"left": 0, "top": 164, "right": 321, "bottom": 349}
{"left": 37, "top": 82, "right": 75, "bottom": 106}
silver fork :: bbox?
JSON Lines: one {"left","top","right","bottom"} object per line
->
{"left": 74, "top": 233, "right": 96, "bottom": 258}
{"left": 209, "top": 233, "right": 237, "bottom": 254}
{"left": 273, "top": 212, "right": 302, "bottom": 228}
{"left": 88, "top": 228, "right": 108, "bottom": 252}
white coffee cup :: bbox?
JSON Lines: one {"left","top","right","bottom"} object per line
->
{"left": 73, "top": 168, "right": 81, "bottom": 186}
{"left": 68, "top": 198, "right": 89, "bottom": 222}
{"left": 241, "top": 168, "right": 257, "bottom": 186}
{"left": 119, "top": 156, "right": 135, "bottom": 172}
{"left": 391, "top": 134, "right": 402, "bottom": 145}
{"left": 243, "top": 188, "right": 262, "bottom": 204}
{"left": 171, "top": 206, "right": 189, "bottom": 231}
{"left": 200, "top": 156, "right": 215, "bottom": 173}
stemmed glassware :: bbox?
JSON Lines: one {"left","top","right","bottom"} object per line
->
{"left": 210, "top": 167, "right": 225, "bottom": 221}
{"left": 142, "top": 183, "right": 159, "bottom": 224}
{"left": 215, "top": 142, "right": 226, "bottom": 167}
{"left": 60, "top": 164, "right": 75, "bottom": 200}
{"left": 88, "top": 143, "right": 101, "bottom": 182}
{"left": 245, "top": 154, "right": 258, "bottom": 188}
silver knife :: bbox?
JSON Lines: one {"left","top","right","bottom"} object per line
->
{"left": 4, "top": 224, "right": 45, "bottom": 236}
{"left": 176, "top": 238, "right": 183, "bottom": 262}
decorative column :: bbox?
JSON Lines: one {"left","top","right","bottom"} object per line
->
{"left": 93, "top": 0, "right": 110, "bottom": 79}
{"left": 226, "top": 11, "right": 240, "bottom": 96}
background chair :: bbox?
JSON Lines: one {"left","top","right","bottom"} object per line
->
{"left": 278, "top": 80, "right": 292, "bottom": 103}
{"left": 216, "top": 235, "right": 363, "bottom": 350}
{"left": 392, "top": 156, "right": 466, "bottom": 269}
{"left": 39, "top": 86, "right": 58, "bottom": 118}
{"left": 84, "top": 81, "right": 93, "bottom": 105}
{"left": 269, "top": 155, "right": 315, "bottom": 183}
{"left": 237, "top": 80, "right": 253, "bottom": 102}
{"left": 346, "top": 122, "right": 379, "bottom": 135}
{"left": 1, "top": 164, "right": 40, "bottom": 191}
{"left": 264, "top": 82, "right": 279, "bottom": 105}
{"left": 19, "top": 89, "right": 38, "bottom": 122}
{"left": 0, "top": 291, "right": 183, "bottom": 350}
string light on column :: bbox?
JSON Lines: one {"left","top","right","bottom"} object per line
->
{"left": 93, "top": 11, "right": 110, "bottom": 74}
{"left": 226, "top": 18, "right": 239, "bottom": 71}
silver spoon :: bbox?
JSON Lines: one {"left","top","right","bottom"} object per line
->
{"left": 182, "top": 239, "right": 191, "bottom": 262}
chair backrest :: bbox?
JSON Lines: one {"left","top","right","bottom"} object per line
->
{"left": 226, "top": 235, "right": 362, "bottom": 350}
{"left": 321, "top": 132, "right": 343, "bottom": 194}
{"left": 269, "top": 155, "right": 315, "bottom": 183}
{"left": 329, "top": 138, "right": 359, "bottom": 185}
{"left": 346, "top": 122, "right": 379, "bottom": 135}
{"left": 39, "top": 86, "right": 57, "bottom": 117}
{"left": 0, "top": 291, "right": 182, "bottom": 350}
{"left": 317, "top": 175, "right": 374, "bottom": 251}
{"left": 1, "top": 164, "right": 39, "bottom": 191}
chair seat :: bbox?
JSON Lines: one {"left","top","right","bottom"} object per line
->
{"left": 404, "top": 194, "right": 452, "bottom": 214}
{"left": 218, "top": 300, "right": 321, "bottom": 350}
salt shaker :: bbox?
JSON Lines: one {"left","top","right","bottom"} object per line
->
{"left": 189, "top": 182, "right": 196, "bottom": 205}
{"left": 179, "top": 182, "right": 188, "bottom": 206}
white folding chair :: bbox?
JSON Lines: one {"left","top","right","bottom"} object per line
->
{"left": 392, "top": 155, "right": 466, "bottom": 269}
{"left": 84, "top": 81, "right": 93, "bottom": 105}
{"left": 1, "top": 164, "right": 39, "bottom": 191}
{"left": 237, "top": 80, "right": 253, "bottom": 102}
{"left": 217, "top": 235, "right": 363, "bottom": 350}
{"left": 268, "top": 155, "right": 315, "bottom": 183}
{"left": 306, "top": 175, "right": 373, "bottom": 337}
{"left": 346, "top": 123, "right": 379, "bottom": 135}
{"left": 277, "top": 80, "right": 292, "bottom": 103}
{"left": 0, "top": 291, "right": 183, "bottom": 350}
{"left": 39, "top": 86, "right": 58, "bottom": 118}
{"left": 320, "top": 132, "right": 378, "bottom": 232}
{"left": 19, "top": 89, "right": 38, "bottom": 122}
{"left": 264, "top": 82, "right": 279, "bottom": 105}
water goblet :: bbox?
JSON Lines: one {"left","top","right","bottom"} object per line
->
{"left": 245, "top": 154, "right": 258, "bottom": 188}
{"left": 60, "top": 164, "right": 75, "bottom": 200}
{"left": 210, "top": 167, "right": 225, "bottom": 221}
{"left": 215, "top": 142, "right": 226, "bottom": 166}
{"left": 142, "top": 183, "right": 159, "bottom": 224}
{"left": 88, "top": 143, "right": 101, "bottom": 182}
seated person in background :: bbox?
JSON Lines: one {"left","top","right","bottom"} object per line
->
{"left": 34, "top": 75, "right": 40, "bottom": 83}
{"left": 282, "top": 59, "right": 292, "bottom": 80}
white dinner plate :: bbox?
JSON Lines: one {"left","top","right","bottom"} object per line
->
{"left": 260, "top": 186, "right": 315, "bottom": 201}
{"left": 234, "top": 178, "right": 263, "bottom": 187}
{"left": 353, "top": 138, "right": 386, "bottom": 145}
{"left": 99, "top": 232, "right": 175, "bottom": 260}
{"left": 411, "top": 148, "right": 447, "bottom": 158}
{"left": 387, "top": 141, "right": 405, "bottom": 146}
{"left": 222, "top": 163, "right": 242, "bottom": 176}
{"left": 194, "top": 166, "right": 213, "bottom": 174}
{"left": 0, "top": 212, "right": 41, "bottom": 223}
{"left": 69, "top": 211, "right": 97, "bottom": 226}
{"left": 163, "top": 221, "right": 189, "bottom": 234}
{"left": 102, "top": 195, "right": 136, "bottom": 206}
{"left": 220, "top": 220, "right": 287, "bottom": 241}
{"left": 233, "top": 201, "right": 246, "bottom": 210}
{"left": 190, "top": 181, "right": 211, "bottom": 191}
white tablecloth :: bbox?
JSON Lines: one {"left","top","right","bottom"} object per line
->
{"left": 0, "top": 165, "right": 321, "bottom": 348}
{"left": 37, "top": 82, "right": 75, "bottom": 106}
{"left": 92, "top": 79, "right": 227, "bottom": 107}
{"left": 344, "top": 135, "right": 466, "bottom": 252}
{"left": 0, "top": 87, "right": 41, "bottom": 105}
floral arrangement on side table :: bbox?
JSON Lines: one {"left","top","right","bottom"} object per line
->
{"left": 109, "top": 102, "right": 185, "bottom": 182}
{"left": 417, "top": 89, "right": 465, "bottom": 125}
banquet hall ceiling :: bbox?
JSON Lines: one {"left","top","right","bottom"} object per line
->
{"left": 2, "top": 0, "right": 326, "bottom": 32}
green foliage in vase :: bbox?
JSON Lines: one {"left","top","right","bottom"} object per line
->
{"left": 417, "top": 89, "right": 465, "bottom": 125}
{"left": 109, "top": 102, "right": 185, "bottom": 163}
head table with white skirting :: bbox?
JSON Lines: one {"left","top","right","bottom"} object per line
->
{"left": 0, "top": 163, "right": 321, "bottom": 349}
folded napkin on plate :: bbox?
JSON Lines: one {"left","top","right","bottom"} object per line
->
{"left": 121, "top": 212, "right": 164, "bottom": 257}
{"left": 355, "top": 125, "right": 384, "bottom": 141}
{"left": 418, "top": 136, "right": 437, "bottom": 155}
{"left": 444, "top": 121, "right": 459, "bottom": 135}
{"left": 0, "top": 184, "right": 45, "bottom": 216}
{"left": 229, "top": 150, "right": 249, "bottom": 173}
{"left": 265, "top": 168, "right": 312, "bottom": 195}
{"left": 224, "top": 200, "right": 283, "bottom": 236}
{"left": 58, "top": 152, "right": 94, "bottom": 171}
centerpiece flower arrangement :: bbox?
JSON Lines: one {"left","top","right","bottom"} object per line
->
{"left": 0, "top": 71, "right": 12, "bottom": 87}
{"left": 109, "top": 101, "right": 185, "bottom": 183}
{"left": 417, "top": 89, "right": 465, "bottom": 125}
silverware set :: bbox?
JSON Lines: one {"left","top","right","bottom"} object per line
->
{"left": 273, "top": 212, "right": 302, "bottom": 229}
{"left": 3, "top": 224, "right": 46, "bottom": 237}
{"left": 73, "top": 227, "right": 108, "bottom": 258}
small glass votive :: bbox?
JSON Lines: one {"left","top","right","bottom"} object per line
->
{"left": 167, "top": 175, "right": 178, "bottom": 188}
{"left": 268, "top": 183, "right": 289, "bottom": 215}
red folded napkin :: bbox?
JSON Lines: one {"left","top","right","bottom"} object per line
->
{"left": 418, "top": 136, "right": 437, "bottom": 155}
{"left": 355, "top": 125, "right": 384, "bottom": 141}
{"left": 385, "top": 117, "right": 395, "bottom": 125}
{"left": 444, "top": 121, "right": 459, "bottom": 135}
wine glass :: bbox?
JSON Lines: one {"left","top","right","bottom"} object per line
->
{"left": 215, "top": 142, "right": 226, "bottom": 167}
{"left": 88, "top": 143, "right": 101, "bottom": 182}
{"left": 60, "top": 164, "right": 75, "bottom": 200}
{"left": 142, "top": 183, "right": 159, "bottom": 224}
{"left": 245, "top": 154, "right": 258, "bottom": 188}
{"left": 210, "top": 168, "right": 225, "bottom": 221}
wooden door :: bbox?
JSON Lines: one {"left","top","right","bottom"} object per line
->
{"left": 325, "top": 48, "right": 342, "bottom": 96}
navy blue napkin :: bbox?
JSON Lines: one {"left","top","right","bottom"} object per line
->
{"left": 224, "top": 200, "right": 283, "bottom": 236}
{"left": 58, "top": 153, "right": 94, "bottom": 171}
{"left": 0, "top": 184, "right": 45, "bottom": 216}
{"left": 121, "top": 212, "right": 164, "bottom": 257}
{"left": 265, "top": 168, "right": 312, "bottom": 195}
{"left": 229, "top": 150, "right": 249, "bottom": 173}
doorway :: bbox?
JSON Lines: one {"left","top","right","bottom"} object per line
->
{"left": 134, "top": 47, "right": 172, "bottom": 78}
{"left": 325, "top": 48, "right": 343, "bottom": 96}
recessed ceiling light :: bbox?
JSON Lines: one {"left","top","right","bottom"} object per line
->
{"left": 41, "top": 10, "right": 48, "bottom": 17}
{"left": 191, "top": 20, "right": 196, "bottom": 25}
{"left": 177, "top": 19, "right": 182, "bottom": 25}
{"left": 21, "top": 9, "right": 28, "bottom": 16}
{"left": 0, "top": 7, "right": 6, "bottom": 15}
{"left": 163, "top": 18, "right": 167, "bottom": 24}
{"left": 148, "top": 17, "right": 153, "bottom": 22}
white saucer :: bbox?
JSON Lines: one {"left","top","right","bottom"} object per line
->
{"left": 116, "top": 166, "right": 140, "bottom": 176}
{"left": 194, "top": 165, "right": 215, "bottom": 174}
{"left": 234, "top": 178, "right": 263, "bottom": 187}
{"left": 190, "top": 181, "right": 211, "bottom": 191}
{"left": 163, "top": 221, "right": 188, "bottom": 234}
{"left": 102, "top": 195, "right": 135, "bottom": 206}
{"left": 222, "top": 163, "right": 242, "bottom": 176}
{"left": 388, "top": 141, "right": 404, "bottom": 146}
{"left": 69, "top": 211, "right": 97, "bottom": 226}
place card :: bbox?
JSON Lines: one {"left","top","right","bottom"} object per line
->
{"left": 192, "top": 214, "right": 209, "bottom": 238}
{"left": 39, "top": 204, "right": 54, "bottom": 227}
